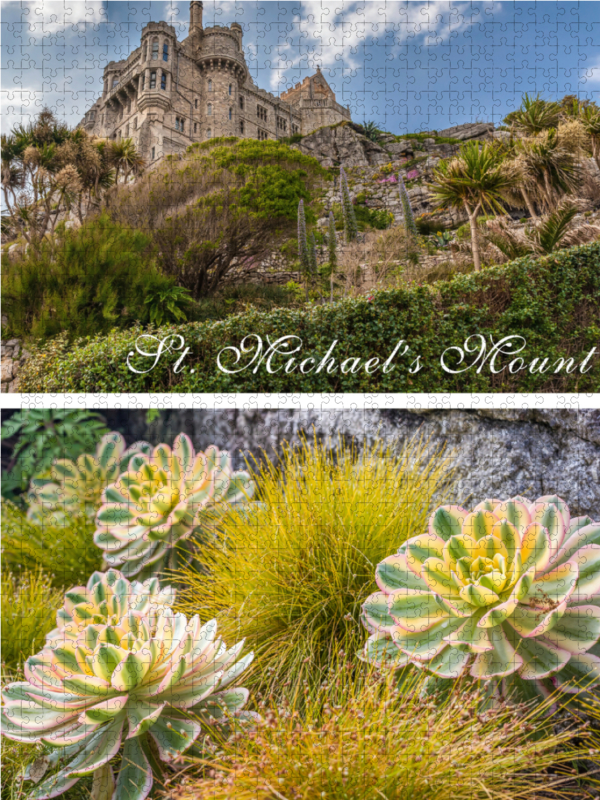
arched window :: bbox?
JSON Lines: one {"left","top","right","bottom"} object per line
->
{"left": 207, "top": 103, "right": 212, "bottom": 116}
{"left": 229, "top": 107, "right": 232, "bottom": 120}
{"left": 208, "top": 79, "right": 213, "bottom": 91}
{"left": 239, "top": 95, "right": 244, "bottom": 110}
{"left": 151, "top": 146, "right": 155, "bottom": 160}
{"left": 240, "top": 120, "right": 244, "bottom": 134}
{"left": 229, "top": 84, "right": 232, "bottom": 95}
{"left": 195, "top": 98, "right": 198, "bottom": 109}
{"left": 207, "top": 128, "right": 212, "bottom": 138}
{"left": 163, "top": 42, "right": 169, "bottom": 61}
{"left": 151, "top": 38, "right": 159, "bottom": 59}
{"left": 150, "top": 71, "right": 157, "bottom": 89}
{"left": 161, "top": 72, "right": 167, "bottom": 90}
{"left": 194, "top": 122, "right": 197, "bottom": 133}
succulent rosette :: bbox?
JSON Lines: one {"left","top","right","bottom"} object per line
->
{"left": 361, "top": 496, "right": 600, "bottom": 694}
{"left": 27, "top": 433, "right": 152, "bottom": 526}
{"left": 46, "top": 568, "right": 176, "bottom": 646}
{"left": 1, "top": 607, "right": 253, "bottom": 800}
{"left": 94, "top": 434, "right": 254, "bottom": 578}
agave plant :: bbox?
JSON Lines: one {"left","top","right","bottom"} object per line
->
{"left": 46, "top": 568, "right": 176, "bottom": 645}
{"left": 27, "top": 432, "right": 152, "bottom": 526}
{"left": 361, "top": 495, "right": 600, "bottom": 696}
{"left": 94, "top": 434, "right": 254, "bottom": 578}
{"left": 1, "top": 608, "right": 253, "bottom": 800}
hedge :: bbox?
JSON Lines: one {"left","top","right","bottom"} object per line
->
{"left": 19, "top": 242, "right": 600, "bottom": 393}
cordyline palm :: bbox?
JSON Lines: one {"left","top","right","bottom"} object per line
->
{"left": 428, "top": 141, "right": 516, "bottom": 271}
{"left": 580, "top": 105, "right": 600, "bottom": 171}
{"left": 361, "top": 121, "right": 383, "bottom": 142}
{"left": 516, "top": 129, "right": 581, "bottom": 211}
{"left": 108, "top": 138, "right": 145, "bottom": 182}
{"left": 508, "top": 93, "right": 561, "bottom": 135}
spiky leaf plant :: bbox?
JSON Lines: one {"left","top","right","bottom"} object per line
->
{"left": 174, "top": 435, "right": 453, "bottom": 691}
{"left": 168, "top": 661, "right": 582, "bottom": 800}
{"left": 27, "top": 432, "right": 152, "bottom": 526}
{"left": 1, "top": 607, "right": 253, "bottom": 800}
{"left": 94, "top": 435, "right": 254, "bottom": 579}
{"left": 361, "top": 495, "right": 600, "bottom": 698}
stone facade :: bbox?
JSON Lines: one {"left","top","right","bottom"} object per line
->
{"left": 1, "top": 339, "right": 29, "bottom": 393}
{"left": 80, "top": 1, "right": 351, "bottom": 162}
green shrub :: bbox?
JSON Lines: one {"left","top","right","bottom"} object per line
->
{"left": 1, "top": 503, "right": 102, "bottom": 589}
{"left": 17, "top": 242, "right": 600, "bottom": 393}
{"left": 1, "top": 570, "right": 63, "bottom": 671}
{"left": 174, "top": 435, "right": 453, "bottom": 689}
{"left": 1, "top": 214, "right": 183, "bottom": 341}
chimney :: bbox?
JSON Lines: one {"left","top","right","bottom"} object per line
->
{"left": 190, "top": 1, "right": 203, "bottom": 32}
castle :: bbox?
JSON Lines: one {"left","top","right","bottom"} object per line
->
{"left": 81, "top": 1, "right": 352, "bottom": 161}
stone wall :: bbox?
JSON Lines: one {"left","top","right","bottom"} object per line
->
{"left": 1, "top": 339, "right": 29, "bottom": 393}
{"left": 100, "top": 409, "right": 600, "bottom": 520}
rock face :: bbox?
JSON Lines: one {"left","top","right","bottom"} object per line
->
{"left": 437, "top": 122, "right": 495, "bottom": 141}
{"left": 101, "top": 409, "right": 600, "bottom": 520}
{"left": 296, "top": 123, "right": 390, "bottom": 168}
{"left": 1, "top": 339, "right": 28, "bottom": 393}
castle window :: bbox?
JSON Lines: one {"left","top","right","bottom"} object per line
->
{"left": 257, "top": 105, "right": 267, "bottom": 122}
{"left": 152, "top": 146, "right": 156, "bottom": 160}
{"left": 150, "top": 71, "right": 156, "bottom": 89}
{"left": 143, "top": 43, "right": 147, "bottom": 61}
{"left": 208, "top": 79, "right": 213, "bottom": 92}
{"left": 207, "top": 128, "right": 212, "bottom": 138}
{"left": 195, "top": 98, "right": 198, "bottom": 109}
{"left": 207, "top": 103, "right": 212, "bottom": 116}
{"left": 152, "top": 39, "right": 159, "bottom": 59}
{"left": 277, "top": 116, "right": 287, "bottom": 132}
{"left": 112, "top": 77, "right": 119, "bottom": 88}
{"left": 292, "top": 123, "right": 299, "bottom": 135}
{"left": 194, "top": 122, "right": 197, "bottom": 133}
{"left": 258, "top": 129, "right": 268, "bottom": 141}
{"left": 125, "top": 124, "right": 129, "bottom": 137}
{"left": 163, "top": 42, "right": 169, "bottom": 61}
{"left": 181, "top": 118, "right": 184, "bottom": 133}
{"left": 161, "top": 72, "right": 167, "bottom": 90}
{"left": 229, "top": 84, "right": 232, "bottom": 95}
{"left": 229, "top": 107, "right": 232, "bottom": 120}
{"left": 240, "top": 120, "right": 244, "bottom": 134}
{"left": 239, "top": 95, "right": 244, "bottom": 110}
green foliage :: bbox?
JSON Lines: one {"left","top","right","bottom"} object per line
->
{"left": 174, "top": 435, "right": 453, "bottom": 689}
{"left": 1, "top": 409, "right": 108, "bottom": 502}
{"left": 19, "top": 241, "right": 600, "bottom": 394}
{"left": 1, "top": 570, "right": 63, "bottom": 671}
{"left": 360, "top": 121, "right": 384, "bottom": 142}
{"left": 398, "top": 173, "right": 418, "bottom": 238}
{"left": 143, "top": 278, "right": 192, "bottom": 326}
{"left": 340, "top": 166, "right": 358, "bottom": 242}
{"left": 1, "top": 502, "right": 102, "bottom": 589}
{"left": 353, "top": 203, "right": 393, "bottom": 230}
{"left": 1, "top": 214, "right": 173, "bottom": 341}
{"left": 504, "top": 93, "right": 561, "bottom": 133}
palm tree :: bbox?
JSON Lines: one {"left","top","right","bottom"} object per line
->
{"left": 580, "top": 105, "right": 600, "bottom": 171}
{"left": 108, "top": 138, "right": 145, "bottom": 182}
{"left": 516, "top": 129, "right": 581, "bottom": 210}
{"left": 506, "top": 93, "right": 560, "bottom": 135}
{"left": 428, "top": 141, "right": 516, "bottom": 271}
{"left": 361, "top": 121, "right": 383, "bottom": 143}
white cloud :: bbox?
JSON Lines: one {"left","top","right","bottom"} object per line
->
{"left": 1, "top": 1, "right": 107, "bottom": 37}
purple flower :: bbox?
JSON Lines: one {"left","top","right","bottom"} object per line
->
{"left": 406, "top": 170, "right": 419, "bottom": 180}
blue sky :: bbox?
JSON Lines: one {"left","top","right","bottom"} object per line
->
{"left": 2, "top": 1, "right": 600, "bottom": 134}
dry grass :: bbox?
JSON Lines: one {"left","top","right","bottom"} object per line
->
{"left": 167, "top": 664, "right": 589, "bottom": 800}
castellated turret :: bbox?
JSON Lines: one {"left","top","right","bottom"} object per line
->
{"left": 80, "top": 1, "right": 351, "bottom": 162}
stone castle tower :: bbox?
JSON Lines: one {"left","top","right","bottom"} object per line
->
{"left": 80, "top": 2, "right": 351, "bottom": 162}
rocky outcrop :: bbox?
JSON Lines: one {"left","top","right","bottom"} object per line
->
{"left": 1, "top": 339, "right": 29, "bottom": 393}
{"left": 437, "top": 122, "right": 495, "bottom": 140}
{"left": 100, "top": 410, "right": 600, "bottom": 520}
{"left": 296, "top": 122, "right": 389, "bottom": 168}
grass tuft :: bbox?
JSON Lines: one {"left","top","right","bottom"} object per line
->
{"left": 174, "top": 435, "right": 454, "bottom": 690}
{"left": 169, "top": 663, "right": 584, "bottom": 800}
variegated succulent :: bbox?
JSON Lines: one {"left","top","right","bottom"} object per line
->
{"left": 1, "top": 607, "right": 253, "bottom": 800}
{"left": 361, "top": 495, "right": 600, "bottom": 695}
{"left": 93, "top": 435, "right": 254, "bottom": 578}
{"left": 27, "top": 432, "right": 151, "bottom": 526}
{"left": 46, "top": 568, "right": 176, "bottom": 646}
